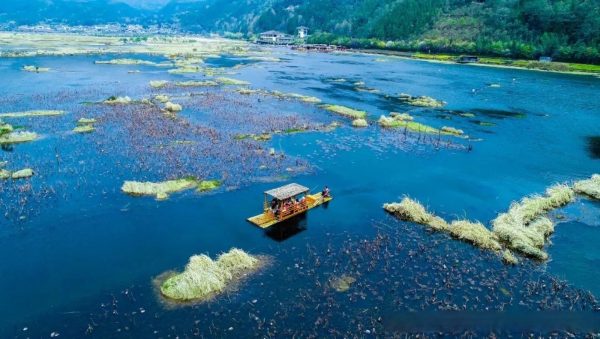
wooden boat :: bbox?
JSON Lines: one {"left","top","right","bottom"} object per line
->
{"left": 247, "top": 183, "right": 332, "bottom": 229}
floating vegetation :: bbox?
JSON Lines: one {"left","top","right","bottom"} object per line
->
{"left": 321, "top": 104, "right": 366, "bottom": 119}
{"left": 330, "top": 275, "right": 356, "bottom": 292}
{"left": 164, "top": 102, "right": 182, "bottom": 113}
{"left": 103, "top": 96, "right": 132, "bottom": 105}
{"left": 154, "top": 94, "right": 169, "bottom": 103}
{"left": 387, "top": 176, "right": 600, "bottom": 264}
{"left": 149, "top": 80, "right": 169, "bottom": 88}
{"left": 0, "top": 169, "right": 10, "bottom": 180}
{"left": 175, "top": 80, "right": 218, "bottom": 87}
{"left": 215, "top": 77, "right": 250, "bottom": 86}
{"left": 122, "top": 178, "right": 221, "bottom": 200}
{"left": 397, "top": 93, "right": 446, "bottom": 108}
{"left": 121, "top": 178, "right": 199, "bottom": 200}
{"left": 11, "top": 168, "right": 34, "bottom": 180}
{"left": 22, "top": 65, "right": 50, "bottom": 73}
{"left": 271, "top": 91, "right": 321, "bottom": 104}
{"left": 169, "top": 66, "right": 203, "bottom": 74}
{"left": 197, "top": 180, "right": 222, "bottom": 192}
{"left": 159, "top": 248, "right": 260, "bottom": 302}
{"left": 0, "top": 131, "right": 38, "bottom": 144}
{"left": 352, "top": 118, "right": 368, "bottom": 127}
{"left": 573, "top": 174, "right": 600, "bottom": 200}
{"left": 234, "top": 133, "right": 272, "bottom": 141}
{"left": 389, "top": 112, "right": 413, "bottom": 121}
{"left": 502, "top": 249, "right": 519, "bottom": 265}
{"left": 77, "top": 118, "right": 97, "bottom": 125}
{"left": 492, "top": 184, "right": 574, "bottom": 260}
{"left": 378, "top": 115, "right": 437, "bottom": 133}
{"left": 441, "top": 126, "right": 465, "bottom": 136}
{"left": 96, "top": 59, "right": 171, "bottom": 67}
{"left": 0, "top": 110, "right": 65, "bottom": 118}
{"left": 73, "top": 124, "right": 96, "bottom": 134}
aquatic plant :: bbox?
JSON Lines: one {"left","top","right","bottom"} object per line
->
{"left": 73, "top": 125, "right": 95, "bottom": 133}
{"left": 154, "top": 95, "right": 170, "bottom": 103}
{"left": 0, "top": 121, "right": 13, "bottom": 135}
{"left": 321, "top": 104, "right": 367, "bottom": 119}
{"left": 491, "top": 184, "right": 575, "bottom": 260}
{"left": 215, "top": 77, "right": 250, "bottom": 86}
{"left": 330, "top": 275, "right": 356, "bottom": 292}
{"left": 0, "top": 131, "right": 38, "bottom": 144}
{"left": 397, "top": 94, "right": 446, "bottom": 108}
{"left": 389, "top": 112, "right": 413, "bottom": 121}
{"left": 103, "top": 96, "right": 132, "bottom": 105}
{"left": 0, "top": 169, "right": 10, "bottom": 180}
{"left": 384, "top": 197, "right": 449, "bottom": 231}
{"left": 150, "top": 80, "right": 169, "bottom": 88}
{"left": 22, "top": 65, "right": 50, "bottom": 72}
{"left": 164, "top": 102, "right": 183, "bottom": 113}
{"left": 175, "top": 80, "right": 218, "bottom": 87}
{"left": 573, "top": 174, "right": 600, "bottom": 200}
{"left": 78, "top": 118, "right": 97, "bottom": 125}
{"left": 378, "top": 115, "right": 439, "bottom": 133}
{"left": 168, "top": 66, "right": 202, "bottom": 74}
{"left": 121, "top": 178, "right": 199, "bottom": 200}
{"left": 197, "top": 180, "right": 221, "bottom": 192}
{"left": 448, "top": 220, "right": 502, "bottom": 251}
{"left": 11, "top": 168, "right": 34, "bottom": 179}
{"left": 352, "top": 118, "right": 368, "bottom": 127}
{"left": 441, "top": 126, "right": 465, "bottom": 136}
{"left": 160, "top": 248, "right": 259, "bottom": 302}
{"left": 96, "top": 59, "right": 170, "bottom": 67}
{"left": 0, "top": 110, "right": 65, "bottom": 118}
{"left": 502, "top": 249, "right": 519, "bottom": 265}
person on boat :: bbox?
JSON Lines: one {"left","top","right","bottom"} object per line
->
{"left": 322, "top": 186, "right": 331, "bottom": 198}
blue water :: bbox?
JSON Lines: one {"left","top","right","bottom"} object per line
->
{"left": 0, "top": 48, "right": 599, "bottom": 336}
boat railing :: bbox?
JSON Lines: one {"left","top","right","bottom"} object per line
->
{"left": 277, "top": 200, "right": 308, "bottom": 220}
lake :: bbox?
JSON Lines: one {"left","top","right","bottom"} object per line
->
{"left": 0, "top": 46, "right": 599, "bottom": 337}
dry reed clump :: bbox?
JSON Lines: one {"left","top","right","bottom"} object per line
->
{"left": 78, "top": 118, "right": 97, "bottom": 125}
{"left": 491, "top": 184, "right": 575, "bottom": 260}
{"left": 155, "top": 95, "right": 170, "bottom": 103}
{"left": 441, "top": 126, "right": 465, "bottom": 136}
{"left": 160, "top": 248, "right": 260, "bottom": 302}
{"left": 384, "top": 197, "right": 449, "bottom": 231}
{"left": 573, "top": 174, "right": 600, "bottom": 200}
{"left": 378, "top": 115, "right": 442, "bottom": 134}
{"left": 352, "top": 118, "right": 368, "bottom": 127}
{"left": 0, "top": 169, "right": 11, "bottom": 180}
{"left": 164, "top": 102, "right": 183, "bottom": 113}
{"left": 103, "top": 96, "right": 132, "bottom": 105}
{"left": 320, "top": 104, "right": 367, "bottom": 119}
{"left": 448, "top": 220, "right": 502, "bottom": 250}
{"left": 73, "top": 124, "right": 95, "bottom": 133}
{"left": 168, "top": 66, "right": 202, "bottom": 74}
{"left": 330, "top": 275, "right": 356, "bottom": 292}
{"left": 150, "top": 80, "right": 169, "bottom": 88}
{"left": 11, "top": 168, "right": 34, "bottom": 179}
{"left": 0, "top": 131, "right": 39, "bottom": 144}
{"left": 95, "top": 59, "right": 171, "bottom": 67}
{"left": 389, "top": 112, "right": 413, "bottom": 121}
{"left": 502, "top": 249, "right": 519, "bottom": 265}
{"left": 175, "top": 80, "right": 219, "bottom": 87}
{"left": 0, "top": 110, "right": 65, "bottom": 118}
{"left": 398, "top": 93, "right": 446, "bottom": 108}
{"left": 215, "top": 77, "right": 250, "bottom": 86}
{"left": 121, "top": 178, "right": 199, "bottom": 200}
{"left": 22, "top": 65, "right": 50, "bottom": 72}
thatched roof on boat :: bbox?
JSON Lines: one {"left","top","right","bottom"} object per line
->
{"left": 265, "top": 183, "right": 309, "bottom": 200}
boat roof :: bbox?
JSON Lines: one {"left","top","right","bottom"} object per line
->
{"left": 265, "top": 183, "right": 309, "bottom": 200}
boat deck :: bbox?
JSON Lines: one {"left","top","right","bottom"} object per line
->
{"left": 248, "top": 193, "right": 332, "bottom": 229}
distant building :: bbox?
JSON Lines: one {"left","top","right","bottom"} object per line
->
{"left": 456, "top": 55, "right": 479, "bottom": 64}
{"left": 297, "top": 26, "right": 309, "bottom": 39}
{"left": 539, "top": 56, "right": 553, "bottom": 63}
{"left": 258, "top": 31, "right": 295, "bottom": 45}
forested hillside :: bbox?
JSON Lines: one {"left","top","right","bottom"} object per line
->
{"left": 1, "top": 0, "right": 598, "bottom": 63}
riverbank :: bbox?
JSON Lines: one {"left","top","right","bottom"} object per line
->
{"left": 354, "top": 49, "right": 600, "bottom": 76}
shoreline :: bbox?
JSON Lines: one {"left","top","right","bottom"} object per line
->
{"left": 352, "top": 48, "right": 600, "bottom": 77}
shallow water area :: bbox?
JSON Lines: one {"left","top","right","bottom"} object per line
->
{"left": 1, "top": 45, "right": 600, "bottom": 336}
